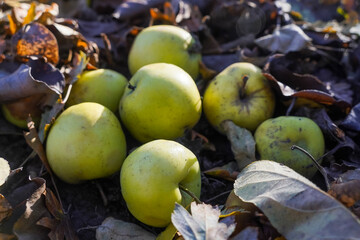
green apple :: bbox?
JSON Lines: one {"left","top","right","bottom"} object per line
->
{"left": 254, "top": 116, "right": 325, "bottom": 178}
{"left": 119, "top": 63, "right": 202, "bottom": 143}
{"left": 128, "top": 25, "right": 201, "bottom": 80}
{"left": 203, "top": 62, "right": 275, "bottom": 133}
{"left": 120, "top": 139, "right": 201, "bottom": 227}
{"left": 66, "top": 69, "right": 128, "bottom": 113}
{"left": 46, "top": 102, "right": 127, "bottom": 184}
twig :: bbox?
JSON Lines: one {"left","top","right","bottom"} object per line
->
{"left": 291, "top": 145, "right": 330, "bottom": 190}
{"left": 179, "top": 185, "right": 202, "bottom": 204}
{"left": 95, "top": 181, "right": 108, "bottom": 206}
{"left": 205, "top": 190, "right": 232, "bottom": 204}
{"left": 77, "top": 225, "right": 98, "bottom": 233}
{"left": 286, "top": 97, "right": 297, "bottom": 116}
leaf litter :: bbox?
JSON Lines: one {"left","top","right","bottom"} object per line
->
{"left": 0, "top": 0, "right": 360, "bottom": 239}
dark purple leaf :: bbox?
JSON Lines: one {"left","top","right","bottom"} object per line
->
{"left": 341, "top": 103, "right": 360, "bottom": 132}
{"left": 113, "top": 0, "right": 166, "bottom": 20}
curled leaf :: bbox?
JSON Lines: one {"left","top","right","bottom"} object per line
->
{"left": 234, "top": 160, "right": 360, "bottom": 240}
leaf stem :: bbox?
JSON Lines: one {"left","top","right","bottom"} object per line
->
{"left": 291, "top": 145, "right": 330, "bottom": 190}
{"left": 179, "top": 185, "right": 202, "bottom": 204}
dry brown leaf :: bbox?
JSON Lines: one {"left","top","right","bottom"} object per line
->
{"left": 37, "top": 189, "right": 78, "bottom": 240}
{"left": 24, "top": 118, "right": 52, "bottom": 174}
{"left": 328, "top": 180, "right": 360, "bottom": 207}
{"left": 0, "top": 194, "right": 12, "bottom": 222}
{"left": 13, "top": 178, "right": 51, "bottom": 240}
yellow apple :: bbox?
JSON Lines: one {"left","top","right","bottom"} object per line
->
{"left": 120, "top": 139, "right": 201, "bottom": 227}
{"left": 128, "top": 25, "right": 201, "bottom": 80}
{"left": 46, "top": 102, "right": 127, "bottom": 184}
{"left": 1, "top": 97, "right": 41, "bottom": 129}
{"left": 254, "top": 116, "right": 325, "bottom": 178}
{"left": 66, "top": 69, "right": 128, "bottom": 113}
{"left": 119, "top": 63, "right": 202, "bottom": 143}
{"left": 203, "top": 62, "right": 275, "bottom": 133}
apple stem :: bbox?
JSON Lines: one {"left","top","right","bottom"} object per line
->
{"left": 239, "top": 75, "right": 249, "bottom": 99}
{"left": 291, "top": 145, "right": 330, "bottom": 190}
{"left": 128, "top": 83, "right": 136, "bottom": 90}
{"left": 179, "top": 185, "right": 202, "bottom": 204}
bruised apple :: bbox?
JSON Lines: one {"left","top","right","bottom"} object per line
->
{"left": 254, "top": 116, "right": 325, "bottom": 178}
{"left": 120, "top": 139, "right": 201, "bottom": 227}
{"left": 46, "top": 102, "right": 127, "bottom": 184}
{"left": 203, "top": 62, "right": 275, "bottom": 133}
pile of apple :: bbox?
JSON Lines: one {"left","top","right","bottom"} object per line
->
{"left": 29, "top": 25, "right": 326, "bottom": 228}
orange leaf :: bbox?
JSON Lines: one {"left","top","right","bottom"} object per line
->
{"left": 23, "top": 2, "right": 36, "bottom": 25}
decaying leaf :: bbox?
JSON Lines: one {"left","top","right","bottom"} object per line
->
{"left": 11, "top": 22, "right": 59, "bottom": 65}
{"left": 12, "top": 178, "right": 51, "bottom": 240}
{"left": 0, "top": 194, "right": 12, "bottom": 222}
{"left": 255, "top": 24, "right": 312, "bottom": 53}
{"left": 0, "top": 158, "right": 10, "bottom": 186}
{"left": 328, "top": 180, "right": 360, "bottom": 207}
{"left": 171, "top": 202, "right": 235, "bottom": 240}
{"left": 203, "top": 161, "right": 240, "bottom": 181}
{"left": 95, "top": 217, "right": 156, "bottom": 240}
{"left": 221, "top": 120, "right": 256, "bottom": 170}
{"left": 24, "top": 118, "right": 52, "bottom": 174}
{"left": 37, "top": 189, "right": 78, "bottom": 240}
{"left": 234, "top": 160, "right": 360, "bottom": 240}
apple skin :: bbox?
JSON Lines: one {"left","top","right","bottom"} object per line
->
{"left": 203, "top": 62, "right": 275, "bottom": 133}
{"left": 66, "top": 69, "right": 128, "bottom": 113}
{"left": 2, "top": 100, "right": 41, "bottom": 129}
{"left": 119, "top": 63, "right": 202, "bottom": 143}
{"left": 120, "top": 139, "right": 201, "bottom": 227}
{"left": 128, "top": 25, "right": 201, "bottom": 80}
{"left": 254, "top": 116, "right": 325, "bottom": 178}
{"left": 46, "top": 102, "right": 127, "bottom": 184}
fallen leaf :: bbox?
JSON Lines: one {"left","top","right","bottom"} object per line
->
{"left": 255, "top": 24, "right": 312, "bottom": 53}
{"left": 12, "top": 22, "right": 59, "bottom": 65}
{"left": 0, "top": 194, "right": 12, "bottom": 222}
{"left": 171, "top": 202, "right": 235, "bottom": 240}
{"left": 221, "top": 120, "right": 256, "bottom": 170}
{"left": 0, "top": 233, "right": 16, "bottom": 240}
{"left": 13, "top": 178, "right": 51, "bottom": 240}
{"left": 328, "top": 180, "right": 360, "bottom": 207}
{"left": 231, "top": 226, "right": 259, "bottom": 240}
{"left": 24, "top": 117, "right": 52, "bottom": 174}
{"left": 340, "top": 103, "right": 360, "bottom": 132}
{"left": 234, "top": 160, "right": 360, "bottom": 240}
{"left": 112, "top": 0, "right": 166, "bottom": 20}
{"left": 203, "top": 161, "right": 240, "bottom": 182}
{"left": 0, "top": 59, "right": 64, "bottom": 103}
{"left": 37, "top": 189, "right": 78, "bottom": 240}
{"left": 95, "top": 217, "right": 156, "bottom": 240}
{"left": 0, "top": 158, "right": 10, "bottom": 186}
